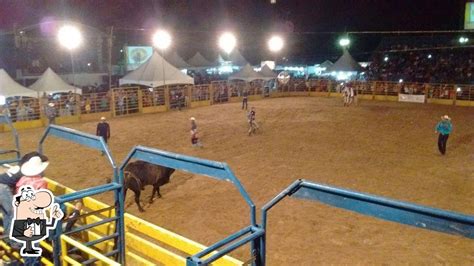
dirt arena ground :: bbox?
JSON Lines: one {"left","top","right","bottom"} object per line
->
{"left": 1, "top": 96, "right": 473, "bottom": 265}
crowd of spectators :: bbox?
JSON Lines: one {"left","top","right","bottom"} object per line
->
{"left": 366, "top": 36, "right": 474, "bottom": 84}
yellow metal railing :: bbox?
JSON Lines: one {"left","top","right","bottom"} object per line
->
{"left": 44, "top": 178, "right": 243, "bottom": 265}
{"left": 60, "top": 235, "right": 120, "bottom": 266}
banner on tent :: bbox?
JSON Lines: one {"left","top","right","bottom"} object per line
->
{"left": 398, "top": 93, "right": 425, "bottom": 103}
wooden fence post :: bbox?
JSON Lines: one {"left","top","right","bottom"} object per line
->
{"left": 111, "top": 89, "right": 116, "bottom": 117}
{"left": 164, "top": 86, "right": 170, "bottom": 110}
{"left": 137, "top": 89, "right": 143, "bottom": 113}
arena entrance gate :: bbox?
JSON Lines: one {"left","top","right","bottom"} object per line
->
{"left": 258, "top": 179, "right": 474, "bottom": 265}
{"left": 0, "top": 114, "right": 20, "bottom": 164}
{"left": 38, "top": 125, "right": 125, "bottom": 265}
{"left": 120, "top": 145, "right": 264, "bottom": 266}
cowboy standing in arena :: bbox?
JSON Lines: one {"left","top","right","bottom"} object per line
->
{"left": 190, "top": 117, "right": 202, "bottom": 147}
{"left": 242, "top": 89, "right": 248, "bottom": 110}
{"left": 435, "top": 115, "right": 452, "bottom": 155}
{"left": 45, "top": 103, "right": 57, "bottom": 125}
{"left": 247, "top": 107, "right": 259, "bottom": 136}
{"left": 342, "top": 84, "right": 354, "bottom": 107}
{"left": 96, "top": 117, "right": 111, "bottom": 144}
{"left": 96, "top": 117, "right": 111, "bottom": 155}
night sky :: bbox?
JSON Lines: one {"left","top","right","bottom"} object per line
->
{"left": 0, "top": 0, "right": 468, "bottom": 64}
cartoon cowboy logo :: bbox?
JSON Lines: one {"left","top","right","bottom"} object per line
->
{"left": 10, "top": 185, "right": 64, "bottom": 257}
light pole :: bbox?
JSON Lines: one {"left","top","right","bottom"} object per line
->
{"left": 57, "top": 25, "right": 82, "bottom": 91}
{"left": 152, "top": 30, "right": 172, "bottom": 87}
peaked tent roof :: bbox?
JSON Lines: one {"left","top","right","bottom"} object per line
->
{"left": 214, "top": 54, "right": 227, "bottom": 66}
{"left": 165, "top": 51, "right": 191, "bottom": 69}
{"left": 259, "top": 64, "right": 277, "bottom": 79}
{"left": 327, "top": 49, "right": 363, "bottom": 72}
{"left": 229, "top": 50, "right": 249, "bottom": 66}
{"left": 319, "top": 60, "right": 333, "bottom": 69}
{"left": 0, "top": 69, "right": 38, "bottom": 98}
{"left": 29, "top": 68, "right": 82, "bottom": 94}
{"left": 119, "top": 51, "right": 194, "bottom": 87}
{"left": 187, "top": 52, "right": 214, "bottom": 68}
{"left": 229, "top": 64, "right": 270, "bottom": 82}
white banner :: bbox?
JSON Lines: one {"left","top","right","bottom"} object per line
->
{"left": 398, "top": 93, "right": 425, "bottom": 103}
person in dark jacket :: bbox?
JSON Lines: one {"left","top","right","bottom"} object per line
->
{"left": 96, "top": 117, "right": 111, "bottom": 144}
{"left": 435, "top": 115, "right": 453, "bottom": 155}
{"left": 96, "top": 117, "right": 111, "bottom": 155}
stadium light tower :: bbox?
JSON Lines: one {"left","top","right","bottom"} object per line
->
{"left": 152, "top": 29, "right": 172, "bottom": 87}
{"left": 57, "top": 24, "right": 82, "bottom": 91}
{"left": 268, "top": 35, "right": 284, "bottom": 53}
{"left": 339, "top": 37, "right": 350, "bottom": 48}
{"left": 218, "top": 32, "right": 237, "bottom": 54}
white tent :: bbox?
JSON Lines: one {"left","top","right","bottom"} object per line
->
{"left": 0, "top": 69, "right": 37, "bottom": 98}
{"left": 165, "top": 51, "right": 191, "bottom": 69}
{"left": 229, "top": 64, "right": 269, "bottom": 82}
{"left": 327, "top": 49, "right": 363, "bottom": 72}
{"left": 119, "top": 51, "right": 194, "bottom": 87}
{"left": 29, "top": 68, "right": 82, "bottom": 95}
{"left": 259, "top": 64, "right": 277, "bottom": 79}
{"left": 187, "top": 52, "right": 214, "bottom": 68}
{"left": 229, "top": 50, "right": 249, "bottom": 66}
{"left": 214, "top": 54, "right": 227, "bottom": 66}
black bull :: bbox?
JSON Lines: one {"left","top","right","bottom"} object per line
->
{"left": 107, "top": 160, "right": 175, "bottom": 212}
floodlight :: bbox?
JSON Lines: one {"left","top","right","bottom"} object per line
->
{"left": 152, "top": 30, "right": 172, "bottom": 50}
{"left": 218, "top": 32, "right": 237, "bottom": 54}
{"left": 339, "top": 38, "right": 350, "bottom": 47}
{"left": 57, "top": 25, "right": 82, "bottom": 50}
{"left": 384, "top": 56, "right": 389, "bottom": 62}
{"left": 0, "top": 96, "right": 5, "bottom": 105}
{"left": 268, "top": 35, "right": 284, "bottom": 53}
{"left": 399, "top": 79, "right": 403, "bottom": 83}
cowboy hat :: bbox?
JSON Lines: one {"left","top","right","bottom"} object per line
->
{"left": 190, "top": 117, "right": 196, "bottom": 121}
{"left": 48, "top": 103, "right": 54, "bottom": 107}
{"left": 442, "top": 115, "right": 451, "bottom": 120}
{"left": 21, "top": 156, "right": 49, "bottom": 176}
{"left": 100, "top": 117, "right": 106, "bottom": 121}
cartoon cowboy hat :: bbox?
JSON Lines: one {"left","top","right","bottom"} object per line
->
{"left": 20, "top": 156, "right": 49, "bottom": 176}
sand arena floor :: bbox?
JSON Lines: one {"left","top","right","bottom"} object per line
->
{"left": 1, "top": 97, "right": 473, "bottom": 265}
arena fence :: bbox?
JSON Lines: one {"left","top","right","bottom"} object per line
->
{"left": 1, "top": 80, "right": 474, "bottom": 132}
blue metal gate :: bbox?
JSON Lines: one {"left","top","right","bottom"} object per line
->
{"left": 38, "top": 125, "right": 126, "bottom": 265}
{"left": 119, "top": 145, "right": 264, "bottom": 266}
{"left": 0, "top": 114, "right": 20, "bottom": 164}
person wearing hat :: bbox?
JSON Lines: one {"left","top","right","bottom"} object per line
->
{"left": 0, "top": 152, "right": 46, "bottom": 247}
{"left": 15, "top": 155, "right": 49, "bottom": 193}
{"left": 45, "top": 103, "right": 57, "bottom": 125}
{"left": 96, "top": 117, "right": 111, "bottom": 145}
{"left": 435, "top": 115, "right": 453, "bottom": 155}
{"left": 190, "top": 117, "right": 202, "bottom": 147}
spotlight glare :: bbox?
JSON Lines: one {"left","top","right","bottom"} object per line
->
{"left": 152, "top": 30, "right": 172, "bottom": 50}
{"left": 339, "top": 38, "right": 350, "bottom": 47}
{"left": 57, "top": 25, "right": 82, "bottom": 50}
{"left": 268, "top": 35, "right": 284, "bottom": 53}
{"left": 218, "top": 32, "right": 237, "bottom": 54}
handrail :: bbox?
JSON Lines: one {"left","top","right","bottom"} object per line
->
{"left": 38, "top": 125, "right": 116, "bottom": 170}
{"left": 60, "top": 235, "right": 120, "bottom": 266}
{"left": 120, "top": 145, "right": 258, "bottom": 265}
{"left": 260, "top": 179, "right": 474, "bottom": 265}
{"left": 120, "top": 145, "right": 256, "bottom": 225}
{"left": 0, "top": 114, "right": 20, "bottom": 163}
